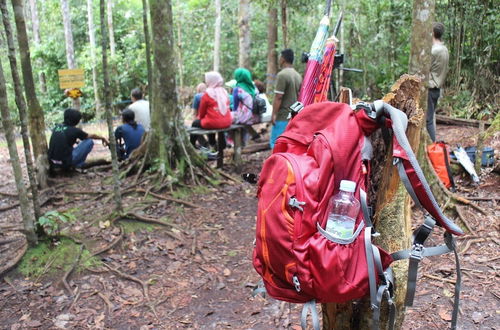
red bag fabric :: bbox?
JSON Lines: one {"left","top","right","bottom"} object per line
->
{"left": 253, "top": 102, "right": 392, "bottom": 303}
{"left": 427, "top": 142, "right": 452, "bottom": 188}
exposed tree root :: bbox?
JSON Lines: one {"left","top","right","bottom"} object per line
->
{"left": 423, "top": 273, "right": 457, "bottom": 284}
{"left": 91, "top": 225, "right": 123, "bottom": 257}
{"left": 216, "top": 169, "right": 241, "bottom": 183}
{"left": 0, "top": 236, "right": 27, "bottom": 276}
{"left": 135, "top": 188, "right": 199, "bottom": 208}
{"left": 460, "top": 238, "right": 486, "bottom": 255}
{"left": 121, "top": 213, "right": 182, "bottom": 240}
{"left": 455, "top": 206, "right": 477, "bottom": 235}
{"left": 62, "top": 244, "right": 84, "bottom": 296}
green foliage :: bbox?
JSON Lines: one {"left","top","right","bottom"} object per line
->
{"left": 37, "top": 210, "right": 77, "bottom": 236}
{"left": 17, "top": 238, "right": 100, "bottom": 279}
{"left": 2, "top": 0, "right": 496, "bottom": 125}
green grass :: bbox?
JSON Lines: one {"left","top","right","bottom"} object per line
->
{"left": 120, "top": 220, "right": 156, "bottom": 234}
{"left": 17, "top": 238, "right": 101, "bottom": 280}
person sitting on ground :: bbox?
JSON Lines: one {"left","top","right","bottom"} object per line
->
{"left": 192, "top": 82, "right": 207, "bottom": 116}
{"left": 114, "top": 109, "right": 145, "bottom": 161}
{"left": 253, "top": 79, "right": 273, "bottom": 123}
{"left": 231, "top": 68, "right": 261, "bottom": 141}
{"left": 48, "top": 109, "right": 109, "bottom": 170}
{"left": 190, "top": 71, "right": 232, "bottom": 150}
{"left": 128, "top": 87, "right": 150, "bottom": 132}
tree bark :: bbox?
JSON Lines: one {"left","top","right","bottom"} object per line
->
{"left": 0, "top": 56, "right": 37, "bottom": 245}
{"left": 100, "top": 0, "right": 122, "bottom": 212}
{"left": 87, "top": 0, "right": 102, "bottom": 114}
{"left": 280, "top": 0, "right": 287, "bottom": 48}
{"left": 27, "top": 0, "right": 46, "bottom": 94}
{"left": 142, "top": 0, "right": 152, "bottom": 99}
{"left": 408, "top": 0, "right": 435, "bottom": 111}
{"left": 266, "top": 5, "right": 278, "bottom": 94}
{"left": 1, "top": 0, "right": 41, "bottom": 222}
{"left": 148, "top": 0, "right": 202, "bottom": 183}
{"left": 322, "top": 75, "right": 423, "bottom": 329}
{"left": 11, "top": 0, "right": 49, "bottom": 188}
{"left": 107, "top": 0, "right": 116, "bottom": 57}
{"left": 60, "top": 0, "right": 80, "bottom": 110}
{"left": 238, "top": 0, "right": 251, "bottom": 68}
{"left": 213, "top": 0, "right": 221, "bottom": 72}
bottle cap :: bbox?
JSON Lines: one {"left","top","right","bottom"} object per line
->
{"left": 340, "top": 180, "right": 356, "bottom": 192}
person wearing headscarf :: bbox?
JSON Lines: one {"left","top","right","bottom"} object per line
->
{"left": 230, "top": 68, "right": 262, "bottom": 143}
{"left": 114, "top": 109, "right": 145, "bottom": 161}
{"left": 231, "top": 68, "right": 259, "bottom": 125}
{"left": 190, "top": 71, "right": 231, "bottom": 148}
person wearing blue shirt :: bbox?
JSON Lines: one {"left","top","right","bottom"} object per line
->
{"left": 115, "top": 109, "right": 145, "bottom": 160}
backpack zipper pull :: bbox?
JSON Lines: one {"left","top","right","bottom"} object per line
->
{"left": 289, "top": 197, "right": 306, "bottom": 212}
{"left": 292, "top": 275, "right": 301, "bottom": 292}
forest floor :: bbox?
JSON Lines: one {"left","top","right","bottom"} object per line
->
{"left": 0, "top": 122, "right": 498, "bottom": 329}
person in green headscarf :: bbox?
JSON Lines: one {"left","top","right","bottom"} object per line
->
{"left": 230, "top": 68, "right": 261, "bottom": 142}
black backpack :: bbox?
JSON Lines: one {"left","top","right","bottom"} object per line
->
{"left": 251, "top": 95, "right": 267, "bottom": 115}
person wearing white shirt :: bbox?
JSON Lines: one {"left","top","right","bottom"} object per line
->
{"left": 128, "top": 88, "right": 151, "bottom": 132}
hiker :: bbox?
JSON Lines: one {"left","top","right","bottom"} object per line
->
{"left": 114, "top": 109, "right": 145, "bottom": 161}
{"left": 192, "top": 82, "right": 207, "bottom": 116}
{"left": 128, "top": 87, "right": 150, "bottom": 132}
{"left": 190, "top": 71, "right": 232, "bottom": 150}
{"left": 231, "top": 68, "right": 261, "bottom": 142}
{"left": 48, "top": 109, "right": 109, "bottom": 170}
{"left": 254, "top": 79, "right": 273, "bottom": 123}
{"left": 427, "top": 22, "right": 449, "bottom": 142}
{"left": 270, "top": 49, "right": 302, "bottom": 149}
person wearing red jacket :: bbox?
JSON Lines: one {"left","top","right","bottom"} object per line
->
{"left": 190, "top": 71, "right": 232, "bottom": 149}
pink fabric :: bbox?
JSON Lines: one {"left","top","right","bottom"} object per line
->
{"left": 205, "top": 72, "right": 229, "bottom": 115}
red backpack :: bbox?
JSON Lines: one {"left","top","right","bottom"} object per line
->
{"left": 253, "top": 101, "right": 463, "bottom": 329}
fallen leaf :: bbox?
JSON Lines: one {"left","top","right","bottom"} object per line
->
{"left": 472, "top": 311, "right": 484, "bottom": 324}
{"left": 438, "top": 308, "right": 452, "bottom": 321}
{"left": 99, "top": 220, "right": 110, "bottom": 229}
{"left": 25, "top": 320, "right": 42, "bottom": 328}
{"left": 223, "top": 268, "right": 231, "bottom": 277}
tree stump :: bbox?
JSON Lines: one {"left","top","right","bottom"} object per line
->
{"left": 322, "top": 75, "right": 423, "bottom": 329}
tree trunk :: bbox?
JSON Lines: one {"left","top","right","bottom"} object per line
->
{"left": 408, "top": 0, "right": 435, "bottom": 111}
{"left": 148, "top": 0, "right": 202, "bottom": 183}
{"left": 280, "top": 0, "right": 287, "bottom": 48}
{"left": 27, "top": 0, "right": 46, "bottom": 94}
{"left": 1, "top": 0, "right": 41, "bottom": 222}
{"left": 238, "top": 0, "right": 251, "bottom": 68}
{"left": 87, "top": 0, "right": 101, "bottom": 115}
{"left": 266, "top": 5, "right": 278, "bottom": 94}
{"left": 176, "top": 16, "right": 184, "bottom": 89}
{"left": 0, "top": 56, "right": 37, "bottom": 245}
{"left": 60, "top": 0, "right": 80, "bottom": 110}
{"left": 100, "top": 0, "right": 122, "bottom": 212}
{"left": 142, "top": 0, "right": 152, "bottom": 99}
{"left": 11, "top": 0, "right": 49, "bottom": 188}
{"left": 322, "top": 75, "right": 424, "bottom": 329}
{"left": 107, "top": 0, "right": 116, "bottom": 57}
{"left": 213, "top": 0, "right": 221, "bottom": 72}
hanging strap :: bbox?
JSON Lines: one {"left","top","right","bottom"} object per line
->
{"left": 391, "top": 217, "right": 461, "bottom": 329}
{"left": 393, "top": 157, "right": 422, "bottom": 209}
{"left": 301, "top": 300, "right": 320, "bottom": 330}
{"left": 441, "top": 144, "right": 456, "bottom": 192}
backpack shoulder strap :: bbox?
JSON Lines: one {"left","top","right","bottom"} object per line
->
{"left": 371, "top": 101, "right": 464, "bottom": 236}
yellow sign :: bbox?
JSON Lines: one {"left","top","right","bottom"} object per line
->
{"left": 58, "top": 69, "right": 85, "bottom": 89}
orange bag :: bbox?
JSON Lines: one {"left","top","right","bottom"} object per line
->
{"left": 427, "top": 142, "right": 454, "bottom": 189}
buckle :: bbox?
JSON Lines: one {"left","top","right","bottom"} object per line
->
{"left": 289, "top": 197, "right": 306, "bottom": 212}
{"left": 410, "top": 243, "right": 424, "bottom": 261}
{"left": 293, "top": 275, "right": 301, "bottom": 292}
{"left": 355, "top": 101, "right": 376, "bottom": 119}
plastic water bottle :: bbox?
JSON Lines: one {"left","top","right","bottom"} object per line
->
{"left": 325, "top": 180, "right": 360, "bottom": 239}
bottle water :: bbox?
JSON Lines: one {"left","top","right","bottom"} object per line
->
{"left": 325, "top": 180, "right": 360, "bottom": 239}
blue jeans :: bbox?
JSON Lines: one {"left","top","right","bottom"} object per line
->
{"left": 270, "top": 120, "right": 288, "bottom": 149}
{"left": 72, "top": 139, "right": 94, "bottom": 168}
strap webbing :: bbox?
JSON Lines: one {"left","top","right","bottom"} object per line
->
{"left": 394, "top": 158, "right": 422, "bottom": 209}
{"left": 301, "top": 300, "right": 320, "bottom": 330}
{"left": 445, "top": 232, "right": 461, "bottom": 330}
{"left": 360, "top": 189, "right": 373, "bottom": 228}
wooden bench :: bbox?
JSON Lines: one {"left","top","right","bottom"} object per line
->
{"left": 187, "top": 124, "right": 245, "bottom": 171}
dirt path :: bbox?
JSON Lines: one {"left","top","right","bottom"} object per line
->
{"left": 0, "top": 124, "right": 499, "bottom": 329}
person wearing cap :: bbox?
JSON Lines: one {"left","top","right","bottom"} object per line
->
{"left": 48, "top": 109, "right": 109, "bottom": 171}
